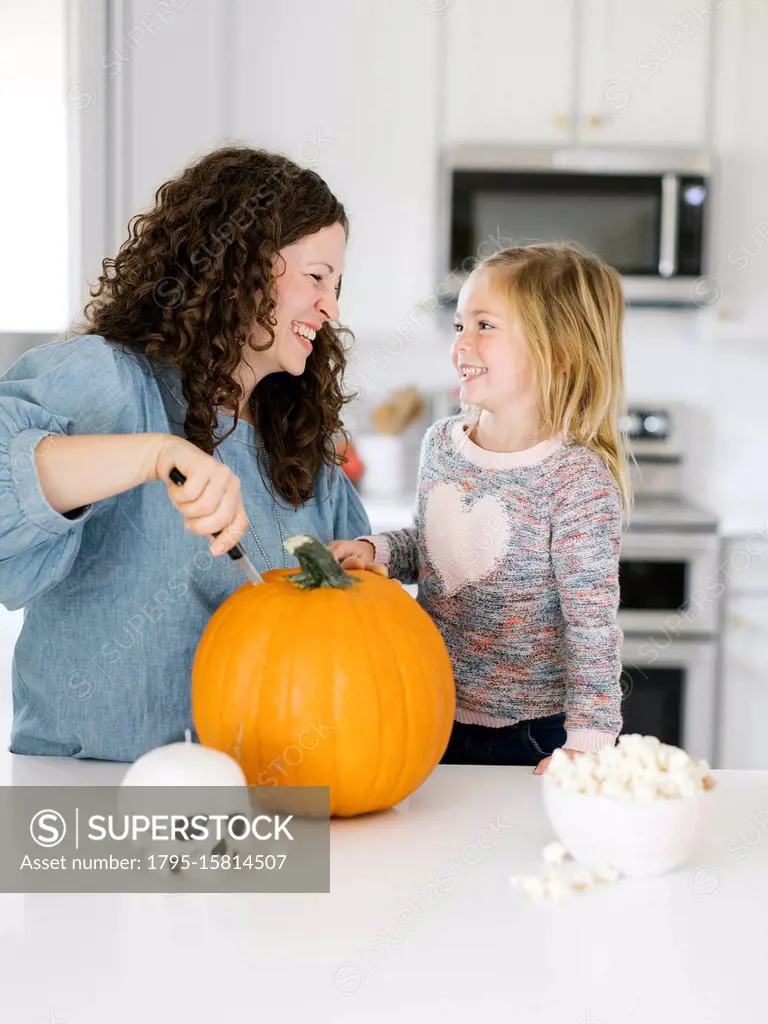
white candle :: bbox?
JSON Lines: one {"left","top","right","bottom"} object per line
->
{"left": 118, "top": 732, "right": 251, "bottom": 873}
{"left": 121, "top": 730, "right": 247, "bottom": 787}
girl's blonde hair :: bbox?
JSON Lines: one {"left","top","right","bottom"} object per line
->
{"left": 475, "top": 242, "right": 632, "bottom": 511}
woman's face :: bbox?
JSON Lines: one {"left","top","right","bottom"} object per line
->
{"left": 247, "top": 221, "right": 347, "bottom": 377}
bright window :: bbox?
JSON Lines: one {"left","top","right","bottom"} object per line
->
{"left": 0, "top": 1, "right": 69, "bottom": 332}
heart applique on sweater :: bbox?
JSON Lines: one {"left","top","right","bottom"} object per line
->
{"left": 424, "top": 482, "right": 510, "bottom": 597}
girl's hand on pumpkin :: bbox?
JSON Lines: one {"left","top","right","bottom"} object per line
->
{"left": 155, "top": 437, "right": 250, "bottom": 555}
{"left": 328, "top": 540, "right": 388, "bottom": 577}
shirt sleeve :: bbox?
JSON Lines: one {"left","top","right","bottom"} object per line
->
{"left": 355, "top": 423, "right": 437, "bottom": 585}
{"left": 0, "top": 334, "right": 141, "bottom": 610}
{"left": 330, "top": 463, "right": 372, "bottom": 540}
{"left": 356, "top": 523, "right": 420, "bottom": 584}
{"left": 550, "top": 453, "right": 624, "bottom": 752}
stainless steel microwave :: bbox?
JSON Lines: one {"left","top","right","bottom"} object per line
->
{"left": 440, "top": 145, "right": 713, "bottom": 307}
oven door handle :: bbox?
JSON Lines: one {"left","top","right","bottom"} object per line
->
{"left": 620, "top": 533, "right": 720, "bottom": 557}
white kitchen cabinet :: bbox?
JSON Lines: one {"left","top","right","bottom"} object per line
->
{"left": 719, "top": 536, "right": 768, "bottom": 769}
{"left": 578, "top": 0, "right": 714, "bottom": 145}
{"left": 230, "top": 0, "right": 441, "bottom": 336}
{"left": 442, "top": 0, "right": 578, "bottom": 144}
{"left": 107, "top": 0, "right": 233, "bottom": 251}
{"left": 720, "top": 593, "right": 768, "bottom": 769}
{"left": 706, "top": 1, "right": 768, "bottom": 330}
{"left": 442, "top": 0, "right": 716, "bottom": 147}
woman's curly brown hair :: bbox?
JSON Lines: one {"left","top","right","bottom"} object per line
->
{"left": 75, "top": 145, "right": 355, "bottom": 507}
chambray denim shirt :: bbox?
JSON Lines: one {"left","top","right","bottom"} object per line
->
{"left": 0, "top": 334, "right": 371, "bottom": 761}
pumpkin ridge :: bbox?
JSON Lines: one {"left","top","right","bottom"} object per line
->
{"left": 372, "top": 579, "right": 435, "bottom": 809}
{"left": 394, "top": 589, "right": 444, "bottom": 800}
{"left": 271, "top": 586, "right": 308, "bottom": 785}
{"left": 249, "top": 586, "right": 276, "bottom": 782}
{"left": 367, "top": 583, "right": 412, "bottom": 811}
{"left": 397, "top": 595, "right": 433, "bottom": 797}
{"left": 303, "top": 586, "right": 331, "bottom": 793}
{"left": 248, "top": 582, "right": 288, "bottom": 782}
{"left": 329, "top": 589, "right": 343, "bottom": 813}
{"left": 351, "top": 577, "right": 389, "bottom": 814}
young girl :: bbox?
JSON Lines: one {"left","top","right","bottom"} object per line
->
{"left": 330, "top": 243, "right": 631, "bottom": 773}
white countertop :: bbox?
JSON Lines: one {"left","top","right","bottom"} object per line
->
{"left": 0, "top": 710, "right": 766, "bottom": 1024}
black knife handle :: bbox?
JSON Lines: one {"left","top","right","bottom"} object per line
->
{"left": 169, "top": 466, "right": 245, "bottom": 562}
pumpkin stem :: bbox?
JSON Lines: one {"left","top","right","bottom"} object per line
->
{"left": 283, "top": 534, "right": 359, "bottom": 590}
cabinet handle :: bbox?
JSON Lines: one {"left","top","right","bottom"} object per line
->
{"left": 552, "top": 113, "right": 571, "bottom": 129}
{"left": 587, "top": 113, "right": 606, "bottom": 128}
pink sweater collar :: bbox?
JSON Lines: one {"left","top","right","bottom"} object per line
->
{"left": 451, "top": 417, "right": 566, "bottom": 470}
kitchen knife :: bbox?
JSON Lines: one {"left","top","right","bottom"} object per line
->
{"left": 169, "top": 467, "right": 264, "bottom": 586}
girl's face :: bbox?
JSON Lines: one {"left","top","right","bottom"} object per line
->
{"left": 247, "top": 221, "right": 346, "bottom": 377}
{"left": 450, "top": 270, "right": 537, "bottom": 412}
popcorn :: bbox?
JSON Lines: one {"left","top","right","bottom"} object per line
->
{"left": 629, "top": 779, "right": 657, "bottom": 801}
{"left": 509, "top": 733, "right": 715, "bottom": 906}
{"left": 594, "top": 862, "right": 621, "bottom": 883}
{"left": 600, "top": 777, "right": 627, "bottom": 799}
{"left": 542, "top": 869, "right": 569, "bottom": 901}
{"left": 510, "top": 845, "right": 622, "bottom": 902}
{"left": 571, "top": 868, "right": 595, "bottom": 891}
{"left": 545, "top": 734, "right": 716, "bottom": 800}
{"left": 542, "top": 841, "right": 567, "bottom": 865}
{"left": 520, "top": 876, "right": 546, "bottom": 900}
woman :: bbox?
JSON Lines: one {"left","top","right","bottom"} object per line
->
{"left": 0, "top": 145, "right": 372, "bottom": 761}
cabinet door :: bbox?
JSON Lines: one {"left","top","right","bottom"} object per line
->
{"left": 719, "top": 595, "right": 768, "bottom": 770}
{"left": 231, "top": 0, "right": 441, "bottom": 337}
{"left": 578, "top": 0, "right": 715, "bottom": 145}
{"left": 707, "top": 1, "right": 768, "bottom": 327}
{"left": 443, "top": 0, "right": 577, "bottom": 144}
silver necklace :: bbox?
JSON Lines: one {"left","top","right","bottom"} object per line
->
{"left": 214, "top": 430, "right": 288, "bottom": 571}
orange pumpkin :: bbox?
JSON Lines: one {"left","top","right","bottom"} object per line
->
{"left": 191, "top": 535, "right": 456, "bottom": 818}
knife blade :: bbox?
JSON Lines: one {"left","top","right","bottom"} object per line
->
{"left": 169, "top": 467, "right": 264, "bottom": 585}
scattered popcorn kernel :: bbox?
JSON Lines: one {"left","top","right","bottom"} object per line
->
{"left": 571, "top": 868, "right": 595, "bottom": 891}
{"left": 542, "top": 841, "right": 568, "bottom": 864}
{"left": 542, "top": 872, "right": 569, "bottom": 901}
{"left": 521, "top": 876, "right": 546, "bottom": 900}
{"left": 594, "top": 862, "right": 621, "bottom": 883}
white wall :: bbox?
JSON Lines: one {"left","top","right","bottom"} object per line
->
{"left": 0, "top": 1, "right": 69, "bottom": 332}
{"left": 99, "top": 0, "right": 768, "bottom": 536}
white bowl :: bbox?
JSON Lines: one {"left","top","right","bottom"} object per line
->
{"left": 542, "top": 776, "right": 716, "bottom": 877}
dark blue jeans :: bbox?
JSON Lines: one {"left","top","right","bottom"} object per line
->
{"left": 440, "top": 712, "right": 567, "bottom": 767}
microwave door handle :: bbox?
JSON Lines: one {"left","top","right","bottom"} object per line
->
{"left": 659, "top": 172, "right": 679, "bottom": 278}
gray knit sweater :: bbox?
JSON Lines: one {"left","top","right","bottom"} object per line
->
{"left": 360, "top": 416, "right": 625, "bottom": 752}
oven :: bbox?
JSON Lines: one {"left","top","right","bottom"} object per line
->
{"left": 618, "top": 529, "right": 721, "bottom": 636}
{"left": 613, "top": 401, "right": 721, "bottom": 764}
{"left": 619, "top": 636, "right": 718, "bottom": 763}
